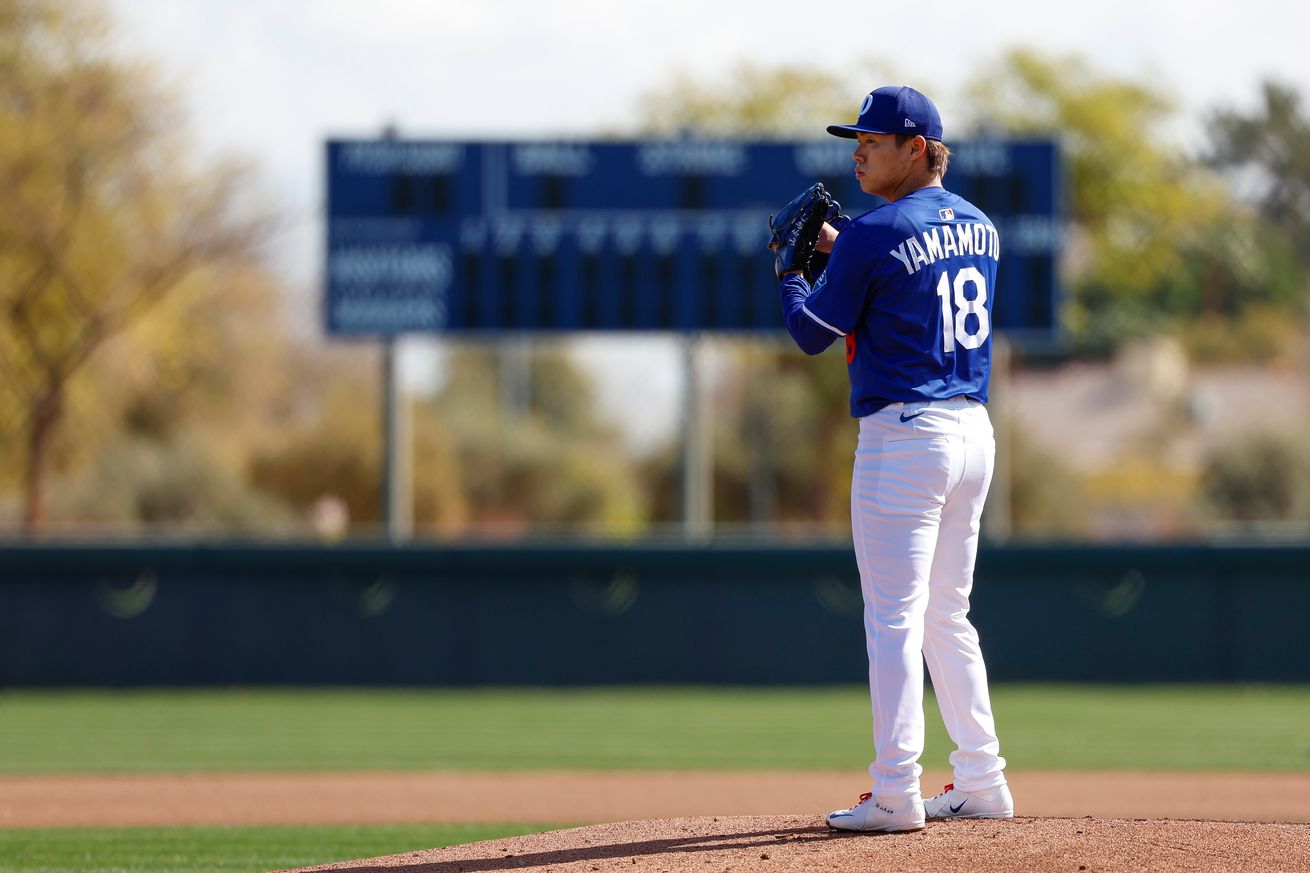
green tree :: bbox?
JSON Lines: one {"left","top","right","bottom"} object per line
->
{"left": 711, "top": 343, "right": 854, "bottom": 528}
{"left": 1004, "top": 428, "right": 1091, "bottom": 537}
{"left": 964, "top": 52, "right": 1206, "bottom": 345}
{"left": 0, "top": 0, "right": 276, "bottom": 530}
{"left": 245, "top": 354, "right": 386, "bottom": 535}
{"left": 41, "top": 261, "right": 312, "bottom": 534}
{"left": 1208, "top": 81, "right": 1310, "bottom": 269}
{"left": 53, "top": 434, "right": 299, "bottom": 534}
{"left": 963, "top": 51, "right": 1305, "bottom": 354}
{"left": 425, "top": 342, "right": 645, "bottom": 535}
{"left": 1200, "top": 432, "right": 1310, "bottom": 526}
{"left": 247, "top": 347, "right": 470, "bottom": 539}
{"left": 639, "top": 62, "right": 884, "bottom": 136}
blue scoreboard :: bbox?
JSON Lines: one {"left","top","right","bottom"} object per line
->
{"left": 325, "top": 138, "right": 1060, "bottom": 337}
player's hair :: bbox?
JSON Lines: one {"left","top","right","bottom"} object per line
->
{"left": 896, "top": 135, "right": 951, "bottom": 177}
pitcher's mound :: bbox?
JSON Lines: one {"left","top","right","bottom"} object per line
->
{"left": 285, "top": 814, "right": 1310, "bottom": 872}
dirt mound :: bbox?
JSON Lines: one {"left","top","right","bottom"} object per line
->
{"left": 283, "top": 815, "right": 1310, "bottom": 872}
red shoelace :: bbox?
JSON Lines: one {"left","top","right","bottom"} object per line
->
{"left": 856, "top": 785, "right": 955, "bottom": 807}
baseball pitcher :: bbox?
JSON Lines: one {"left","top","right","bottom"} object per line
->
{"left": 769, "top": 85, "right": 1014, "bottom": 833}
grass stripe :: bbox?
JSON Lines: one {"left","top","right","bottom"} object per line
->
{"left": 1, "top": 685, "right": 1307, "bottom": 773}
{"left": 0, "top": 824, "right": 556, "bottom": 873}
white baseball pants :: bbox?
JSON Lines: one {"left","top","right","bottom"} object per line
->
{"left": 850, "top": 396, "right": 1007, "bottom": 798}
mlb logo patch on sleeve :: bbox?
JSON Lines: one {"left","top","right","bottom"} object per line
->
{"left": 939, "top": 208, "right": 955, "bottom": 221}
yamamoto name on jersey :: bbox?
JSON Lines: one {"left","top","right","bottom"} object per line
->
{"left": 887, "top": 222, "right": 1000, "bottom": 276}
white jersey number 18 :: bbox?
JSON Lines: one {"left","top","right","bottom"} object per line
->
{"left": 935, "top": 267, "right": 991, "bottom": 353}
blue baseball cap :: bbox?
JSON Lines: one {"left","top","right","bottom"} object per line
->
{"left": 826, "top": 85, "right": 944, "bottom": 141}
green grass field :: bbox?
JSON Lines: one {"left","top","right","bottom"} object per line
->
{"left": 0, "top": 824, "right": 555, "bottom": 873}
{"left": 2, "top": 684, "right": 1308, "bottom": 873}
{"left": 2, "top": 684, "right": 1307, "bottom": 773}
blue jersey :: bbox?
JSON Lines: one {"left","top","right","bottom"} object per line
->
{"left": 780, "top": 187, "right": 998, "bottom": 418}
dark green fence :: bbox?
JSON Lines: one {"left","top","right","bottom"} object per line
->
{"left": 1, "top": 541, "right": 1306, "bottom": 685}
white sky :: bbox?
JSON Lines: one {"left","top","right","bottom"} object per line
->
{"left": 105, "top": 0, "right": 1310, "bottom": 446}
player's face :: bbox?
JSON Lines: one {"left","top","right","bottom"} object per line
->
{"left": 852, "top": 133, "right": 917, "bottom": 200}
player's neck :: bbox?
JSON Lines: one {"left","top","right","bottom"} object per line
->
{"left": 887, "top": 171, "right": 943, "bottom": 202}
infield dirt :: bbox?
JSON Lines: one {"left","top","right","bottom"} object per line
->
{"left": 3, "top": 769, "right": 1309, "bottom": 827}
{"left": 6, "top": 770, "right": 1309, "bottom": 871}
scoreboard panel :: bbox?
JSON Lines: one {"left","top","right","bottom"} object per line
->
{"left": 325, "top": 138, "right": 1060, "bottom": 337}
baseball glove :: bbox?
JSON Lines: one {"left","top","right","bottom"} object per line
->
{"left": 767, "top": 183, "right": 844, "bottom": 282}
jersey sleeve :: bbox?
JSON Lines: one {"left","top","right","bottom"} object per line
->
{"left": 779, "top": 275, "right": 838, "bottom": 355}
{"left": 778, "top": 221, "right": 879, "bottom": 355}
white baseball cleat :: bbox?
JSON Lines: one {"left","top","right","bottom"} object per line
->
{"left": 923, "top": 782, "right": 1014, "bottom": 820}
{"left": 825, "top": 791, "right": 925, "bottom": 833}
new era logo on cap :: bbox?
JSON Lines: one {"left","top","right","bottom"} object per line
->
{"left": 904, "top": 118, "right": 916, "bottom": 128}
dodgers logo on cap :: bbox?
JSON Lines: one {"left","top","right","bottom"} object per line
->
{"left": 826, "top": 85, "right": 944, "bottom": 142}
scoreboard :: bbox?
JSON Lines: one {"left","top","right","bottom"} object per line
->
{"left": 325, "top": 138, "right": 1061, "bottom": 337}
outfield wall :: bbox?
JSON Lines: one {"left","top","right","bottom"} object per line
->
{"left": 0, "top": 541, "right": 1305, "bottom": 685}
